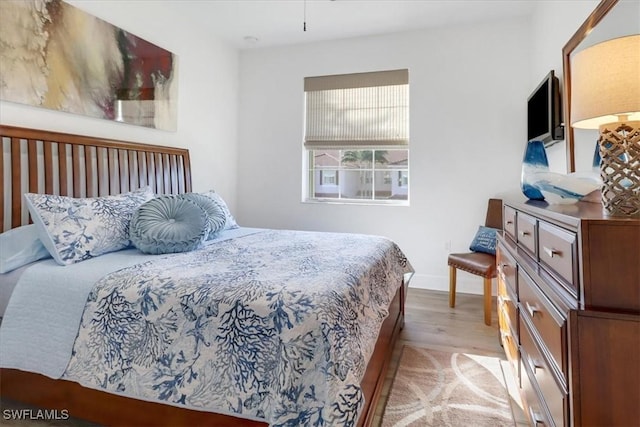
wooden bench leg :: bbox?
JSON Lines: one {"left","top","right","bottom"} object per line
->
{"left": 483, "top": 277, "right": 492, "bottom": 326}
{"left": 449, "top": 266, "right": 456, "bottom": 308}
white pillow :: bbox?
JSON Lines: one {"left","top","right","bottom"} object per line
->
{"left": 24, "top": 187, "right": 154, "bottom": 265}
{"left": 0, "top": 224, "right": 51, "bottom": 273}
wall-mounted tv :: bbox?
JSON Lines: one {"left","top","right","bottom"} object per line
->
{"left": 527, "top": 70, "right": 564, "bottom": 145}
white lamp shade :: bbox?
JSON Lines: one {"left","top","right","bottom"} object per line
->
{"left": 570, "top": 34, "right": 640, "bottom": 129}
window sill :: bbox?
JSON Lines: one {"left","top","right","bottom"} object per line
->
{"left": 302, "top": 198, "right": 410, "bottom": 207}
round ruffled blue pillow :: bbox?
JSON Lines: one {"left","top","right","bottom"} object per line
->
{"left": 180, "top": 192, "right": 226, "bottom": 240}
{"left": 130, "top": 195, "right": 209, "bottom": 254}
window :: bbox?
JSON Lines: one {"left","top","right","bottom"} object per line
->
{"left": 320, "top": 170, "right": 337, "bottom": 185}
{"left": 398, "top": 171, "right": 408, "bottom": 187}
{"left": 303, "top": 69, "right": 409, "bottom": 204}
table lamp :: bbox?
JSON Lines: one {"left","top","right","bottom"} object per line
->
{"left": 570, "top": 34, "right": 640, "bottom": 216}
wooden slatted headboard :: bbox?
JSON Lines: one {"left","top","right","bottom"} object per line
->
{"left": 0, "top": 125, "right": 191, "bottom": 232}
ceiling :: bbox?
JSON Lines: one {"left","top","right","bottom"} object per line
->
{"left": 170, "top": 0, "right": 537, "bottom": 49}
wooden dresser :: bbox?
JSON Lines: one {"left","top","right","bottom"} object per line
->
{"left": 497, "top": 198, "right": 640, "bottom": 427}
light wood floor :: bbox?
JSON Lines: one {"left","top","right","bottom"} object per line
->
{"left": 372, "top": 287, "right": 526, "bottom": 426}
{"left": 400, "top": 287, "right": 504, "bottom": 354}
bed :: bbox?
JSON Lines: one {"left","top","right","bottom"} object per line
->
{"left": 0, "top": 125, "right": 412, "bottom": 426}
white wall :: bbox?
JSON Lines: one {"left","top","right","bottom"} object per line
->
{"left": 0, "top": 0, "right": 239, "bottom": 208}
{"left": 237, "top": 19, "right": 531, "bottom": 293}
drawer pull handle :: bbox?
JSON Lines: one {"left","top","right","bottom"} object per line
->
{"left": 519, "top": 230, "right": 531, "bottom": 237}
{"left": 529, "top": 407, "right": 545, "bottom": 426}
{"left": 543, "top": 246, "right": 560, "bottom": 258}
{"left": 528, "top": 356, "right": 543, "bottom": 374}
{"left": 497, "top": 263, "right": 508, "bottom": 278}
{"left": 506, "top": 220, "right": 514, "bottom": 225}
{"left": 526, "top": 302, "right": 539, "bottom": 318}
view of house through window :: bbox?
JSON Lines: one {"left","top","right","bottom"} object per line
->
{"left": 310, "top": 149, "right": 409, "bottom": 201}
{"left": 303, "top": 69, "right": 409, "bottom": 204}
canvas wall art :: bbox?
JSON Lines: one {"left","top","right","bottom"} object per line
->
{"left": 0, "top": 0, "right": 178, "bottom": 131}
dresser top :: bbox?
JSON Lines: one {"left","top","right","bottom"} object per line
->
{"left": 503, "top": 196, "right": 640, "bottom": 229}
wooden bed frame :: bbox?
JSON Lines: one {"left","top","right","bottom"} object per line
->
{"left": 0, "top": 125, "right": 406, "bottom": 426}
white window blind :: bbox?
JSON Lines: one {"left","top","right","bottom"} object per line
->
{"left": 304, "top": 69, "right": 409, "bottom": 149}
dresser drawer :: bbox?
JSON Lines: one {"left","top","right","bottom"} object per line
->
{"left": 499, "top": 322, "right": 519, "bottom": 381}
{"left": 498, "top": 281, "right": 518, "bottom": 338}
{"left": 521, "top": 316, "right": 567, "bottom": 427}
{"left": 504, "top": 205, "right": 517, "bottom": 240}
{"left": 497, "top": 239, "right": 517, "bottom": 295}
{"left": 538, "top": 221, "right": 578, "bottom": 295}
{"left": 517, "top": 212, "right": 537, "bottom": 256}
{"left": 519, "top": 269, "right": 567, "bottom": 380}
{"left": 520, "top": 360, "right": 553, "bottom": 427}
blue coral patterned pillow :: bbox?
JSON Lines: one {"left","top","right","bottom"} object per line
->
{"left": 469, "top": 226, "right": 500, "bottom": 255}
{"left": 24, "top": 187, "right": 154, "bottom": 265}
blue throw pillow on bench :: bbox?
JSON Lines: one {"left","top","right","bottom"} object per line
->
{"left": 469, "top": 226, "right": 500, "bottom": 255}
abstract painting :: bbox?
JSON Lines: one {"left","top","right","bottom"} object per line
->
{"left": 0, "top": 0, "right": 178, "bottom": 131}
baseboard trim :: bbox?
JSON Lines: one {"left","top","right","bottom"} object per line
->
{"left": 407, "top": 273, "right": 496, "bottom": 296}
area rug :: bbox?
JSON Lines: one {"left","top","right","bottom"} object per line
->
{"left": 381, "top": 345, "right": 515, "bottom": 427}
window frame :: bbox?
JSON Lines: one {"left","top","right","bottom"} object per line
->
{"left": 302, "top": 69, "right": 410, "bottom": 206}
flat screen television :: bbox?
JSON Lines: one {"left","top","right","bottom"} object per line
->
{"left": 527, "top": 70, "right": 564, "bottom": 145}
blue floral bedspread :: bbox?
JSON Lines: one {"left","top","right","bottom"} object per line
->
{"left": 62, "top": 230, "right": 413, "bottom": 426}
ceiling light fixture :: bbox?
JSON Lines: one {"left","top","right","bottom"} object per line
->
{"left": 304, "top": 0, "right": 334, "bottom": 32}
